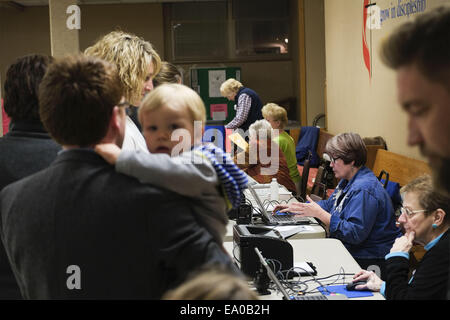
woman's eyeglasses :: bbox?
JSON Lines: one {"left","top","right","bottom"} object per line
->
{"left": 400, "top": 206, "right": 427, "bottom": 217}
{"left": 330, "top": 157, "right": 341, "bottom": 164}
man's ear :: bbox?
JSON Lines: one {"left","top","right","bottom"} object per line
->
{"left": 110, "top": 106, "right": 124, "bottom": 131}
{"left": 102, "top": 106, "right": 124, "bottom": 143}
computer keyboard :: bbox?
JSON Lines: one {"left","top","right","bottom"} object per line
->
{"left": 291, "top": 294, "right": 328, "bottom": 300}
{"left": 271, "top": 214, "right": 310, "bottom": 224}
{"left": 272, "top": 215, "right": 292, "bottom": 221}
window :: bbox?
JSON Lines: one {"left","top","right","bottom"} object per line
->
{"left": 170, "top": 2, "right": 228, "bottom": 60}
{"left": 167, "top": 0, "right": 291, "bottom": 62}
{"left": 233, "top": 0, "right": 290, "bottom": 57}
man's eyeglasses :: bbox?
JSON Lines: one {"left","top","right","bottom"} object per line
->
{"left": 400, "top": 206, "right": 427, "bottom": 217}
{"left": 117, "top": 102, "right": 133, "bottom": 116}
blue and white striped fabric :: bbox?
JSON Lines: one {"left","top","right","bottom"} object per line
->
{"left": 195, "top": 143, "right": 248, "bottom": 208}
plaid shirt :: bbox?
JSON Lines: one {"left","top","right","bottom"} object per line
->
{"left": 225, "top": 93, "right": 252, "bottom": 129}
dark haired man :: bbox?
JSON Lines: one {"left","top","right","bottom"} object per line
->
{"left": 0, "top": 55, "right": 235, "bottom": 299}
{"left": 0, "top": 54, "right": 61, "bottom": 299}
{"left": 380, "top": 5, "right": 450, "bottom": 195}
{"left": 0, "top": 54, "right": 61, "bottom": 191}
{"left": 380, "top": 5, "right": 450, "bottom": 300}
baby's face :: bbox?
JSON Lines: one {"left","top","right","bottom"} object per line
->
{"left": 141, "top": 104, "right": 195, "bottom": 156}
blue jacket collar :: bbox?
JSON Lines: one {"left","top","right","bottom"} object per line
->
{"left": 337, "top": 166, "right": 368, "bottom": 193}
{"left": 424, "top": 232, "right": 445, "bottom": 251}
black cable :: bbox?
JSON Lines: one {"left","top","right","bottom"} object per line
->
{"left": 263, "top": 257, "right": 356, "bottom": 296}
{"left": 232, "top": 245, "right": 240, "bottom": 263}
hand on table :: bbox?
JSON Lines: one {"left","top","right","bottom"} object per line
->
{"left": 273, "top": 195, "right": 323, "bottom": 219}
{"left": 352, "top": 270, "right": 383, "bottom": 292}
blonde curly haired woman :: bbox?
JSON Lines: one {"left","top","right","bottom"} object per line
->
{"left": 85, "top": 31, "right": 161, "bottom": 152}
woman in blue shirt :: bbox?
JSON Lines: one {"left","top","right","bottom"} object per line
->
{"left": 274, "top": 132, "right": 401, "bottom": 278}
{"left": 352, "top": 175, "right": 450, "bottom": 299}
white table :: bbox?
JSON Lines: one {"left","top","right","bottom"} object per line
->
{"left": 224, "top": 238, "right": 385, "bottom": 300}
{"left": 224, "top": 220, "right": 326, "bottom": 242}
{"left": 224, "top": 185, "right": 326, "bottom": 242}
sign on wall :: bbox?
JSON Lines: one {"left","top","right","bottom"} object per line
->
{"left": 362, "top": 0, "right": 431, "bottom": 80}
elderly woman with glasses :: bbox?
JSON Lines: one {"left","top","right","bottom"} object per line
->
{"left": 352, "top": 175, "right": 450, "bottom": 299}
{"left": 274, "top": 132, "right": 401, "bottom": 277}
{"left": 234, "top": 119, "right": 296, "bottom": 193}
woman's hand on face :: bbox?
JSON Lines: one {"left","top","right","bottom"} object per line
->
{"left": 390, "top": 231, "right": 415, "bottom": 254}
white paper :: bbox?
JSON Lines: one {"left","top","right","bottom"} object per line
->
{"left": 212, "top": 111, "right": 226, "bottom": 121}
{"left": 273, "top": 225, "right": 314, "bottom": 238}
{"left": 293, "top": 261, "right": 315, "bottom": 274}
{"left": 208, "top": 70, "right": 226, "bottom": 97}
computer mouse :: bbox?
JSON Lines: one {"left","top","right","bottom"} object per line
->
{"left": 346, "top": 281, "right": 367, "bottom": 291}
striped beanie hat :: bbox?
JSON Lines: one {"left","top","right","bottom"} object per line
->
{"left": 195, "top": 143, "right": 248, "bottom": 208}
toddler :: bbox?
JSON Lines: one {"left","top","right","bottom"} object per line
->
{"left": 96, "top": 83, "right": 247, "bottom": 244}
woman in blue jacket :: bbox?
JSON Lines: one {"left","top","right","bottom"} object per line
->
{"left": 275, "top": 132, "right": 401, "bottom": 278}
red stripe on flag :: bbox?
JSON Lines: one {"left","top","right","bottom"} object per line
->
{"left": 362, "top": 0, "right": 371, "bottom": 79}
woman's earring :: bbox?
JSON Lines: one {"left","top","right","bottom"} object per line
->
{"left": 432, "top": 223, "right": 438, "bottom": 229}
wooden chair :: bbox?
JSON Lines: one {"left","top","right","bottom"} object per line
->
{"left": 310, "top": 166, "right": 327, "bottom": 201}
{"left": 366, "top": 145, "right": 386, "bottom": 171}
{"left": 316, "top": 129, "right": 334, "bottom": 159}
{"left": 371, "top": 149, "right": 431, "bottom": 187}
{"left": 289, "top": 128, "right": 301, "bottom": 145}
{"left": 298, "top": 152, "right": 311, "bottom": 202}
{"left": 363, "top": 136, "right": 388, "bottom": 171}
{"left": 294, "top": 129, "right": 335, "bottom": 196}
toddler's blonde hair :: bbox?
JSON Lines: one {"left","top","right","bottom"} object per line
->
{"left": 139, "top": 83, "right": 206, "bottom": 125}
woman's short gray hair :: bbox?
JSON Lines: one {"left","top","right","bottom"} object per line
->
{"left": 249, "top": 119, "right": 272, "bottom": 140}
{"left": 401, "top": 175, "right": 450, "bottom": 224}
{"left": 325, "top": 132, "right": 367, "bottom": 167}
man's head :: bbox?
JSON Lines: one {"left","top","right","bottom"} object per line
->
{"left": 152, "top": 61, "right": 182, "bottom": 88}
{"left": 3, "top": 54, "right": 53, "bottom": 123}
{"left": 381, "top": 6, "right": 450, "bottom": 194}
{"left": 39, "top": 55, "right": 124, "bottom": 148}
{"left": 84, "top": 31, "right": 161, "bottom": 106}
